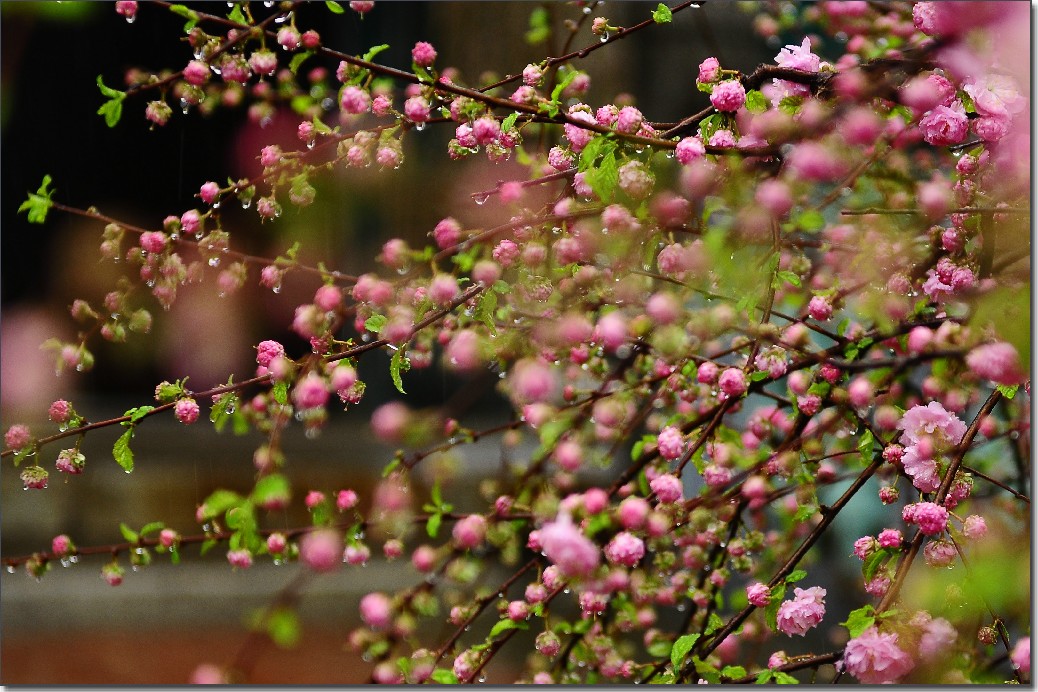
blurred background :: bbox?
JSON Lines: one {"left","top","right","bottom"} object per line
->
{"left": 0, "top": 2, "right": 926, "bottom": 685}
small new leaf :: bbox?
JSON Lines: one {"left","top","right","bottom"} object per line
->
{"left": 652, "top": 3, "right": 673, "bottom": 23}
{"left": 139, "top": 521, "right": 165, "bottom": 537}
{"left": 996, "top": 383, "right": 1019, "bottom": 399}
{"left": 426, "top": 512, "right": 442, "bottom": 538}
{"left": 168, "top": 3, "right": 200, "bottom": 31}
{"left": 390, "top": 348, "right": 410, "bottom": 394}
{"left": 361, "top": 44, "right": 390, "bottom": 62}
{"left": 113, "top": 429, "right": 135, "bottom": 473}
{"left": 289, "top": 51, "right": 313, "bottom": 75}
{"left": 430, "top": 669, "right": 459, "bottom": 684}
{"left": 785, "top": 569, "right": 808, "bottom": 584}
{"left": 364, "top": 314, "right": 387, "bottom": 333}
{"left": 325, "top": 0, "right": 345, "bottom": 13}
{"left": 19, "top": 175, "right": 55, "bottom": 224}
{"left": 489, "top": 618, "right": 527, "bottom": 639}
{"left": 125, "top": 405, "right": 155, "bottom": 425}
{"left": 119, "top": 522, "right": 139, "bottom": 543}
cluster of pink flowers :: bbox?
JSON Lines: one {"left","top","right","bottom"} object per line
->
{"left": 896, "top": 401, "right": 966, "bottom": 493}
{"left": 538, "top": 512, "right": 600, "bottom": 578}
{"left": 842, "top": 626, "right": 915, "bottom": 683}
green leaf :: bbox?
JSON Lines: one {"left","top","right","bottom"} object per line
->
{"left": 772, "top": 670, "right": 799, "bottom": 684}
{"left": 361, "top": 44, "right": 390, "bottom": 62}
{"left": 670, "top": 633, "right": 700, "bottom": 670}
{"left": 502, "top": 111, "right": 519, "bottom": 132}
{"left": 793, "top": 503, "right": 817, "bottom": 523}
{"left": 97, "top": 95, "right": 124, "bottom": 127}
{"left": 996, "top": 383, "right": 1019, "bottom": 399}
{"left": 857, "top": 429, "right": 875, "bottom": 462}
{"left": 489, "top": 618, "right": 527, "bottom": 638}
{"left": 364, "top": 314, "right": 387, "bottom": 333}
{"left": 289, "top": 50, "right": 313, "bottom": 75}
{"left": 119, "top": 522, "right": 139, "bottom": 543}
{"left": 744, "top": 89, "right": 768, "bottom": 114}
{"left": 775, "top": 270, "right": 801, "bottom": 287}
{"left": 113, "top": 429, "right": 135, "bottom": 473}
{"left": 525, "top": 6, "right": 551, "bottom": 45}
{"left": 841, "top": 605, "right": 876, "bottom": 638}
{"left": 272, "top": 380, "right": 288, "bottom": 405}
{"left": 705, "top": 612, "right": 725, "bottom": 635}
{"left": 426, "top": 512, "right": 442, "bottom": 538}
{"left": 756, "top": 670, "right": 775, "bottom": 684}
{"left": 251, "top": 474, "right": 290, "bottom": 505}
{"left": 170, "top": 546, "right": 181, "bottom": 564}
{"left": 430, "top": 480, "right": 444, "bottom": 507}
{"left": 201, "top": 489, "right": 245, "bottom": 520}
{"left": 267, "top": 607, "right": 301, "bottom": 648}
{"left": 125, "top": 405, "right": 155, "bottom": 425}
{"left": 649, "top": 672, "right": 677, "bottom": 684}
{"left": 550, "top": 69, "right": 578, "bottom": 104}
{"left": 476, "top": 290, "right": 497, "bottom": 334}
{"left": 785, "top": 569, "right": 808, "bottom": 584}
{"left": 18, "top": 175, "right": 55, "bottom": 224}
{"left": 390, "top": 348, "right": 410, "bottom": 394}
{"left": 227, "top": 4, "right": 247, "bottom": 23}
{"left": 862, "top": 548, "right": 889, "bottom": 582}
{"left": 722, "top": 665, "right": 747, "bottom": 680}
{"left": 139, "top": 521, "right": 165, "bottom": 537}
{"left": 796, "top": 209, "right": 826, "bottom": 233}
{"left": 430, "top": 669, "right": 459, "bottom": 684}
{"left": 652, "top": 3, "right": 673, "bottom": 23}
{"left": 168, "top": 3, "right": 200, "bottom": 31}
{"left": 325, "top": 0, "right": 345, "bottom": 13}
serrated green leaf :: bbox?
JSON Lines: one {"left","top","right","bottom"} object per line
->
{"left": 139, "top": 521, "right": 165, "bottom": 537}
{"left": 652, "top": 3, "right": 672, "bottom": 23}
{"left": 390, "top": 348, "right": 410, "bottom": 394}
{"left": 705, "top": 612, "right": 725, "bottom": 635}
{"left": 489, "top": 618, "right": 527, "bottom": 638}
{"left": 772, "top": 670, "right": 799, "bottom": 684}
{"left": 756, "top": 670, "right": 774, "bottom": 684}
{"left": 18, "top": 175, "right": 55, "bottom": 224}
{"left": 113, "top": 429, "right": 134, "bottom": 473}
{"left": 785, "top": 569, "right": 808, "bottom": 584}
{"left": 426, "top": 512, "right": 442, "bottom": 538}
{"left": 857, "top": 429, "right": 875, "bottom": 462}
{"left": 325, "top": 0, "right": 345, "bottom": 13}
{"left": 227, "top": 4, "right": 247, "bottom": 23}
{"left": 670, "top": 633, "right": 700, "bottom": 669}
{"left": 745, "top": 89, "right": 768, "bottom": 114}
{"left": 98, "top": 97, "right": 123, "bottom": 128}
{"left": 272, "top": 380, "right": 288, "bottom": 405}
{"left": 775, "top": 270, "right": 801, "bottom": 287}
{"left": 502, "top": 111, "right": 519, "bottom": 132}
{"left": 650, "top": 672, "right": 677, "bottom": 684}
{"left": 793, "top": 503, "right": 817, "bottom": 523}
{"left": 364, "top": 314, "right": 387, "bottom": 333}
{"left": 841, "top": 605, "right": 876, "bottom": 638}
{"left": 119, "top": 522, "right": 139, "bottom": 543}
{"left": 722, "top": 665, "right": 747, "bottom": 680}
{"left": 996, "top": 384, "right": 1019, "bottom": 399}
{"left": 431, "top": 669, "right": 459, "bottom": 684}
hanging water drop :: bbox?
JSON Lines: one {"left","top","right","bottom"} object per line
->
{"left": 263, "top": 0, "right": 274, "bottom": 5}
{"left": 306, "top": 141, "right": 315, "bottom": 150}
{"left": 474, "top": 193, "right": 490, "bottom": 206}
{"left": 600, "top": 33, "right": 610, "bottom": 43}
{"left": 6, "top": 565, "right": 15, "bottom": 574}
{"left": 415, "top": 121, "right": 426, "bottom": 132}
{"left": 272, "top": 285, "right": 281, "bottom": 294}
{"left": 208, "top": 257, "right": 220, "bottom": 267}
{"left": 241, "top": 199, "right": 251, "bottom": 210}
{"left": 212, "top": 201, "right": 220, "bottom": 209}
{"left": 125, "top": 15, "right": 135, "bottom": 23}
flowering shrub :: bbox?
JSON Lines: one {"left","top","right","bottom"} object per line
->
{"left": 2, "top": 0, "right": 1031, "bottom": 685}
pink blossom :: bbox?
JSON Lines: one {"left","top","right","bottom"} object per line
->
{"left": 48, "top": 400, "right": 72, "bottom": 424}
{"left": 52, "top": 534, "right": 73, "bottom": 556}
{"left": 174, "top": 398, "right": 200, "bottom": 425}
{"left": 472, "top": 116, "right": 501, "bottom": 145}
{"left": 618, "top": 496, "right": 650, "bottom": 529}
{"left": 710, "top": 80, "right": 746, "bottom": 112}
{"left": 523, "top": 63, "right": 543, "bottom": 85}
{"left": 650, "top": 472, "right": 683, "bottom": 503}
{"left": 5, "top": 424, "right": 31, "bottom": 450}
{"left": 452, "top": 514, "right": 487, "bottom": 550}
{"left": 293, "top": 374, "right": 329, "bottom": 411}
{"left": 775, "top": 37, "right": 821, "bottom": 73}
{"left": 115, "top": 1, "right": 137, "bottom": 19}
{"left": 917, "top": 615, "right": 957, "bottom": 662}
{"left": 898, "top": 401, "right": 966, "bottom": 448}
{"left": 340, "top": 85, "right": 371, "bottom": 114}
{"left": 404, "top": 96, "right": 430, "bottom": 123}
{"left": 853, "top": 536, "right": 878, "bottom": 560}
{"left": 536, "top": 630, "right": 561, "bottom": 657}
{"left": 746, "top": 582, "right": 771, "bottom": 607}
{"left": 776, "top": 586, "right": 826, "bottom": 636}
{"left": 962, "top": 514, "right": 987, "bottom": 540}
{"left": 183, "top": 60, "right": 209, "bottom": 86}
{"left": 899, "top": 446, "right": 941, "bottom": 493}
{"left": 300, "top": 529, "right": 342, "bottom": 572}
{"left": 919, "top": 103, "right": 968, "bottom": 147}
{"left": 433, "top": 217, "right": 461, "bottom": 249}
{"left": 370, "top": 401, "right": 410, "bottom": 442}
{"left": 843, "top": 626, "right": 915, "bottom": 684}
{"left": 877, "top": 529, "right": 903, "bottom": 548}
{"left": 336, "top": 489, "right": 358, "bottom": 511}
{"left": 902, "top": 501, "right": 948, "bottom": 535}
{"left": 655, "top": 427, "right": 684, "bottom": 462}
{"left": 538, "top": 512, "right": 600, "bottom": 578}
{"left": 616, "top": 106, "right": 643, "bottom": 133}
{"left": 226, "top": 549, "right": 253, "bottom": 569}
{"left": 411, "top": 41, "right": 437, "bottom": 67}
{"left": 698, "top": 57, "right": 721, "bottom": 84}
{"left": 256, "top": 340, "right": 285, "bottom": 368}
{"left": 428, "top": 274, "right": 459, "bottom": 305}
{"left": 360, "top": 592, "right": 392, "bottom": 629}
{"left": 912, "top": 2, "right": 938, "bottom": 34}
{"left": 697, "top": 361, "right": 719, "bottom": 384}
{"left": 718, "top": 368, "right": 747, "bottom": 398}
{"left": 510, "top": 359, "right": 557, "bottom": 404}
{"left": 966, "top": 342, "right": 1025, "bottom": 386}
{"left": 703, "top": 464, "right": 732, "bottom": 487}
{"left": 675, "top": 137, "right": 706, "bottom": 165}
{"left": 1011, "top": 637, "right": 1030, "bottom": 675}
{"left": 923, "top": 539, "right": 956, "bottom": 567}
{"left": 604, "top": 531, "right": 645, "bottom": 567}
{"left": 55, "top": 449, "right": 85, "bottom": 475}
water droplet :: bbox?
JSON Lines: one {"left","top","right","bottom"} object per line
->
{"left": 274, "top": 11, "right": 292, "bottom": 23}
{"left": 6, "top": 565, "right": 15, "bottom": 574}
{"left": 415, "top": 121, "right": 426, "bottom": 132}
{"left": 478, "top": 676, "right": 486, "bottom": 683}
{"left": 272, "top": 285, "right": 281, "bottom": 294}
{"left": 125, "top": 14, "right": 136, "bottom": 23}
{"left": 208, "top": 257, "right": 220, "bottom": 267}
{"left": 59, "top": 424, "right": 68, "bottom": 433}
{"left": 306, "top": 141, "right": 315, "bottom": 150}
{"left": 474, "top": 193, "right": 490, "bottom": 206}
{"left": 582, "top": 4, "right": 592, "bottom": 13}
{"left": 600, "top": 33, "right": 610, "bottom": 43}
{"left": 180, "top": 100, "right": 190, "bottom": 115}
{"left": 212, "top": 201, "right": 220, "bottom": 210}
{"left": 241, "top": 199, "right": 251, "bottom": 210}
{"left": 264, "top": 0, "right": 274, "bottom": 5}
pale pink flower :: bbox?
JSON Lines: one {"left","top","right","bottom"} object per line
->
{"left": 604, "top": 531, "right": 645, "bottom": 567}
{"left": 776, "top": 586, "right": 826, "bottom": 636}
{"left": 898, "top": 401, "right": 967, "bottom": 447}
{"left": 539, "top": 512, "right": 600, "bottom": 578}
{"left": 843, "top": 626, "right": 915, "bottom": 684}
{"left": 359, "top": 592, "right": 392, "bottom": 629}
{"left": 1011, "top": 637, "right": 1030, "bottom": 675}
{"left": 966, "top": 342, "right": 1025, "bottom": 386}
{"left": 650, "top": 473, "right": 683, "bottom": 503}
{"left": 746, "top": 582, "right": 771, "bottom": 607}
